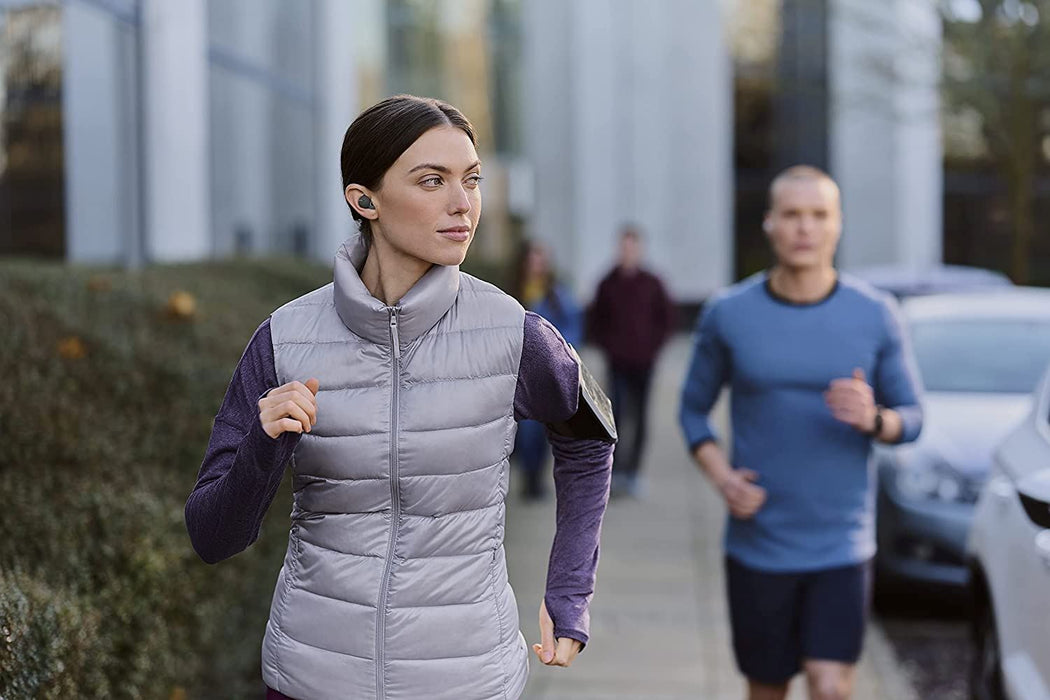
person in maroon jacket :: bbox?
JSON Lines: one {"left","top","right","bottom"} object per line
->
{"left": 587, "top": 225, "right": 676, "bottom": 497}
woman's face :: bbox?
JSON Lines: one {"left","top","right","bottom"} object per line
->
{"left": 525, "top": 245, "right": 550, "bottom": 279}
{"left": 369, "top": 126, "right": 482, "bottom": 267}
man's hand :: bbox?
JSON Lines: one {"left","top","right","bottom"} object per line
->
{"left": 717, "top": 468, "right": 767, "bottom": 520}
{"left": 532, "top": 599, "right": 582, "bottom": 668}
{"left": 824, "top": 368, "right": 877, "bottom": 433}
{"left": 258, "top": 378, "right": 320, "bottom": 439}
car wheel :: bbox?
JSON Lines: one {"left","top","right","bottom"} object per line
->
{"left": 970, "top": 595, "right": 1006, "bottom": 700}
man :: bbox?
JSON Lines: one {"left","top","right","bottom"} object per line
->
{"left": 679, "top": 166, "right": 923, "bottom": 700}
{"left": 588, "top": 226, "right": 676, "bottom": 497}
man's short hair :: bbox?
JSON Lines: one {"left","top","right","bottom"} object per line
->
{"left": 768, "top": 165, "right": 840, "bottom": 210}
{"left": 620, "top": 224, "right": 642, "bottom": 241}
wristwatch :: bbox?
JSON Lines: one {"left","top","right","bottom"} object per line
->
{"left": 869, "top": 406, "right": 884, "bottom": 438}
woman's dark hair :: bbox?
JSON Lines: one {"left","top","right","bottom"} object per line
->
{"left": 340, "top": 94, "right": 477, "bottom": 239}
{"left": 511, "top": 239, "right": 564, "bottom": 318}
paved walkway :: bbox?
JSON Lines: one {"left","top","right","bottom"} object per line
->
{"left": 504, "top": 336, "right": 918, "bottom": 699}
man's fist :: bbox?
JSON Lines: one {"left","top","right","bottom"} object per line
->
{"left": 824, "top": 368, "right": 877, "bottom": 433}
{"left": 717, "top": 468, "right": 767, "bottom": 520}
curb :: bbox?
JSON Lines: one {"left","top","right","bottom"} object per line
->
{"left": 866, "top": 621, "right": 920, "bottom": 700}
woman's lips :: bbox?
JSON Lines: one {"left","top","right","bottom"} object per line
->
{"left": 438, "top": 227, "right": 470, "bottom": 242}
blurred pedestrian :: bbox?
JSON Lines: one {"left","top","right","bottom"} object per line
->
{"left": 185, "top": 94, "right": 616, "bottom": 700}
{"left": 512, "top": 240, "right": 584, "bottom": 500}
{"left": 588, "top": 225, "right": 675, "bottom": 497}
{"left": 679, "top": 165, "right": 924, "bottom": 700}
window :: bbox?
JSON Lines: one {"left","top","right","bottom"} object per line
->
{"left": 0, "top": 5, "right": 64, "bottom": 257}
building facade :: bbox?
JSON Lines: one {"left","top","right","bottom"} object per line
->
{"left": 1, "top": 0, "right": 943, "bottom": 304}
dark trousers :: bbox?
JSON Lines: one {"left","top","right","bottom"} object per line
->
{"left": 609, "top": 363, "right": 654, "bottom": 479}
{"left": 513, "top": 419, "right": 550, "bottom": 498}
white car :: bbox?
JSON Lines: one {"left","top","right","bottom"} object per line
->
{"left": 968, "top": 362, "right": 1050, "bottom": 700}
{"left": 875, "top": 289, "right": 1050, "bottom": 595}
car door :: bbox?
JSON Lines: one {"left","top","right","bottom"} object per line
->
{"left": 995, "top": 371, "right": 1050, "bottom": 700}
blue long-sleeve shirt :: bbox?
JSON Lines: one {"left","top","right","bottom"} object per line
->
{"left": 679, "top": 273, "right": 924, "bottom": 572}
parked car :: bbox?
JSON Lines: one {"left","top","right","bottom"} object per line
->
{"left": 874, "top": 288, "right": 1050, "bottom": 595}
{"left": 967, "top": 363, "right": 1050, "bottom": 700}
{"left": 848, "top": 264, "right": 1012, "bottom": 299}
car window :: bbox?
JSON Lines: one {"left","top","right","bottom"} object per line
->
{"left": 910, "top": 319, "right": 1050, "bottom": 394}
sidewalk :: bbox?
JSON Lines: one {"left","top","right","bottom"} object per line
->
{"left": 504, "top": 336, "right": 917, "bottom": 700}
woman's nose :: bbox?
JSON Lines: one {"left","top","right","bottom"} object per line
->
{"left": 448, "top": 183, "right": 471, "bottom": 214}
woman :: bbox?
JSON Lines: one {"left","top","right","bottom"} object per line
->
{"left": 185, "top": 95, "right": 615, "bottom": 700}
{"left": 511, "top": 241, "right": 583, "bottom": 500}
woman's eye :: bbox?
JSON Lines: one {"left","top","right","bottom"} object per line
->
{"left": 422, "top": 176, "right": 443, "bottom": 187}
{"left": 466, "top": 175, "right": 484, "bottom": 187}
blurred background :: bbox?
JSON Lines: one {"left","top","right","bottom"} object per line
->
{"left": 2, "top": 0, "right": 1050, "bottom": 699}
{"left": 6, "top": 0, "right": 1049, "bottom": 295}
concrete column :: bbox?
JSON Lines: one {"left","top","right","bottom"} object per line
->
{"left": 141, "top": 0, "right": 209, "bottom": 262}
{"left": 570, "top": 0, "right": 619, "bottom": 300}
{"left": 312, "top": 0, "right": 358, "bottom": 262}
{"left": 658, "top": 0, "right": 733, "bottom": 301}
{"left": 62, "top": 1, "right": 124, "bottom": 263}
{"left": 522, "top": 0, "right": 575, "bottom": 284}
{"left": 829, "top": 0, "right": 941, "bottom": 269}
{"left": 524, "top": 0, "right": 732, "bottom": 303}
{"left": 207, "top": 0, "right": 275, "bottom": 257}
{"left": 893, "top": 0, "right": 942, "bottom": 267}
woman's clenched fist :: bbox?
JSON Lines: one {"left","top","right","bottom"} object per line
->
{"left": 258, "top": 378, "right": 320, "bottom": 439}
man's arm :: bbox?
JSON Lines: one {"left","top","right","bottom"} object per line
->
{"left": 874, "top": 298, "right": 924, "bottom": 444}
{"left": 679, "top": 299, "right": 767, "bottom": 519}
{"left": 654, "top": 276, "right": 677, "bottom": 348}
{"left": 692, "top": 440, "right": 767, "bottom": 520}
{"left": 678, "top": 299, "right": 729, "bottom": 452}
{"left": 825, "top": 298, "right": 924, "bottom": 444}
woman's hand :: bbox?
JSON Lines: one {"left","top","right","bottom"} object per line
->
{"left": 258, "top": 378, "right": 319, "bottom": 439}
{"left": 532, "top": 599, "right": 582, "bottom": 668}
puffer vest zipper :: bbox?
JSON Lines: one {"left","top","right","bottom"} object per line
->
{"left": 260, "top": 235, "right": 529, "bottom": 700}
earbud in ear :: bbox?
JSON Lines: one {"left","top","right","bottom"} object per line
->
{"left": 762, "top": 220, "right": 772, "bottom": 233}
{"left": 358, "top": 195, "right": 374, "bottom": 210}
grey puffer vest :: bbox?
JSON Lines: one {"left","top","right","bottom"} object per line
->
{"left": 261, "top": 234, "right": 529, "bottom": 700}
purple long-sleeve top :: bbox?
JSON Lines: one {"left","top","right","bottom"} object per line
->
{"left": 185, "top": 311, "right": 612, "bottom": 647}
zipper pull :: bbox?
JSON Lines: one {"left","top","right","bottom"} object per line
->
{"left": 389, "top": 309, "right": 401, "bottom": 360}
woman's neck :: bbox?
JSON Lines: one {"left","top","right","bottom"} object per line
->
{"left": 768, "top": 264, "right": 837, "bottom": 304}
{"left": 360, "top": 238, "right": 433, "bottom": 306}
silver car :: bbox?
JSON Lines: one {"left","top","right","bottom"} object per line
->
{"left": 968, "top": 364, "right": 1050, "bottom": 699}
{"left": 874, "top": 288, "right": 1050, "bottom": 593}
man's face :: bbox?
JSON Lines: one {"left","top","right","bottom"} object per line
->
{"left": 764, "top": 178, "right": 842, "bottom": 271}
{"left": 618, "top": 234, "right": 642, "bottom": 270}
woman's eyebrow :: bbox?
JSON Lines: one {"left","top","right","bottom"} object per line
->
{"left": 407, "top": 160, "right": 482, "bottom": 175}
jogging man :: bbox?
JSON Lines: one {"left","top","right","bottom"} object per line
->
{"left": 679, "top": 165, "right": 924, "bottom": 700}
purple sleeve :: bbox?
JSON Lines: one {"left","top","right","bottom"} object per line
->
{"left": 515, "top": 311, "right": 614, "bottom": 646}
{"left": 185, "top": 319, "right": 300, "bottom": 564}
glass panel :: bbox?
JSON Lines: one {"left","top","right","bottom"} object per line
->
{"left": 207, "top": 0, "right": 316, "bottom": 256}
{"left": 0, "top": 4, "right": 64, "bottom": 257}
{"left": 911, "top": 319, "right": 1050, "bottom": 394}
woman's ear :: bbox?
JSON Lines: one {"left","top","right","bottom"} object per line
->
{"left": 346, "top": 184, "right": 379, "bottom": 220}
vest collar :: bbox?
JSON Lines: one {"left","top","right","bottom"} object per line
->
{"left": 332, "top": 232, "right": 461, "bottom": 349}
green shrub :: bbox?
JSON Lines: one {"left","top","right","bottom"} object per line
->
{"left": 0, "top": 257, "right": 331, "bottom": 699}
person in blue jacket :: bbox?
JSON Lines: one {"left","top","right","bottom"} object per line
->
{"left": 512, "top": 240, "right": 583, "bottom": 500}
{"left": 679, "top": 165, "right": 924, "bottom": 700}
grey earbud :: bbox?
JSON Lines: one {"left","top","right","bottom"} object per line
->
{"left": 358, "top": 195, "right": 374, "bottom": 210}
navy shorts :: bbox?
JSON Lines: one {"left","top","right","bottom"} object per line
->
{"left": 725, "top": 556, "right": 873, "bottom": 685}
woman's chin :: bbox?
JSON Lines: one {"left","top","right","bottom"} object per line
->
{"left": 429, "top": 246, "right": 470, "bottom": 267}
